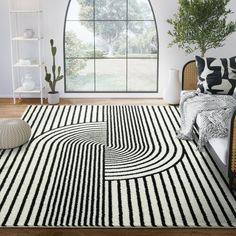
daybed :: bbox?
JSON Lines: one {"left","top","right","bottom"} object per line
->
{"left": 182, "top": 60, "right": 236, "bottom": 190}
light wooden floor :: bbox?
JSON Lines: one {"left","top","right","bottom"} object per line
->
{"left": 1, "top": 228, "right": 236, "bottom": 236}
{"left": 0, "top": 98, "right": 235, "bottom": 236}
{"left": 0, "top": 98, "right": 167, "bottom": 119}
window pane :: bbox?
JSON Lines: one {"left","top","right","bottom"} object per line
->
{"left": 128, "top": 21, "right": 157, "bottom": 58}
{"left": 95, "top": 0, "right": 126, "bottom": 20}
{"left": 128, "top": 0, "right": 153, "bottom": 20}
{"left": 95, "top": 21, "right": 126, "bottom": 58}
{"left": 65, "top": 0, "right": 158, "bottom": 93}
{"left": 128, "top": 59, "right": 157, "bottom": 91}
{"left": 67, "top": 0, "right": 94, "bottom": 20}
{"left": 65, "top": 21, "right": 94, "bottom": 58}
{"left": 96, "top": 59, "right": 126, "bottom": 91}
{"left": 65, "top": 59, "right": 94, "bottom": 91}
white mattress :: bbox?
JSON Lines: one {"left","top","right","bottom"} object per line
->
{"left": 196, "top": 115, "right": 228, "bottom": 165}
{"left": 208, "top": 138, "right": 228, "bottom": 165}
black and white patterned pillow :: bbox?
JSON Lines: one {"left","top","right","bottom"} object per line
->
{"left": 195, "top": 56, "right": 236, "bottom": 95}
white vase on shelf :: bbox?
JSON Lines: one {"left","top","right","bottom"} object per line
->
{"left": 163, "top": 68, "right": 180, "bottom": 104}
{"left": 23, "top": 29, "right": 35, "bottom": 38}
{"left": 21, "top": 74, "right": 36, "bottom": 91}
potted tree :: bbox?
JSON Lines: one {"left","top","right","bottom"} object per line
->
{"left": 167, "top": 0, "right": 236, "bottom": 57}
{"left": 45, "top": 39, "right": 63, "bottom": 104}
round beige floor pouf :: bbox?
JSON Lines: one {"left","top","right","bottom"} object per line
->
{"left": 0, "top": 119, "right": 31, "bottom": 149}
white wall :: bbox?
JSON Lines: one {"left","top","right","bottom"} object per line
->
{"left": 0, "top": 0, "right": 12, "bottom": 98}
{"left": 0, "top": 0, "right": 236, "bottom": 98}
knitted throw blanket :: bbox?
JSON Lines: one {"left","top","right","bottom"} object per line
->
{"left": 177, "top": 91, "right": 236, "bottom": 149}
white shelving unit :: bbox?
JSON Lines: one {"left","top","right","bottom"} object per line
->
{"left": 8, "top": 0, "right": 44, "bottom": 104}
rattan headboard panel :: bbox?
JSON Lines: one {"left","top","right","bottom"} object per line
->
{"left": 182, "top": 60, "right": 198, "bottom": 90}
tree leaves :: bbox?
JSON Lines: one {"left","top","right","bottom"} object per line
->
{"left": 167, "top": 0, "right": 236, "bottom": 56}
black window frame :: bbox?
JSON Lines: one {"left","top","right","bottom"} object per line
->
{"left": 63, "top": 0, "right": 159, "bottom": 93}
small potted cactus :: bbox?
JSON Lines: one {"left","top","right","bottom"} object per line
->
{"left": 45, "top": 39, "right": 63, "bottom": 104}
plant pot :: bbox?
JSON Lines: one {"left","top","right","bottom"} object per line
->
{"left": 48, "top": 92, "right": 60, "bottom": 105}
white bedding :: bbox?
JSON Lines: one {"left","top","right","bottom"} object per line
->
{"left": 180, "top": 90, "right": 230, "bottom": 166}
{"left": 196, "top": 115, "right": 228, "bottom": 165}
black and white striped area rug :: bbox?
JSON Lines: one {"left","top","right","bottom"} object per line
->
{"left": 0, "top": 105, "right": 235, "bottom": 227}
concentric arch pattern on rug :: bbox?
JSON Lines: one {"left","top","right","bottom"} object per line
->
{"left": 0, "top": 105, "right": 235, "bottom": 227}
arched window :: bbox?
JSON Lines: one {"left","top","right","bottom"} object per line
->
{"left": 64, "top": 0, "right": 158, "bottom": 92}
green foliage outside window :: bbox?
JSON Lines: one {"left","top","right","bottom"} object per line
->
{"left": 65, "top": 31, "right": 87, "bottom": 77}
{"left": 78, "top": 0, "right": 157, "bottom": 56}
